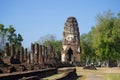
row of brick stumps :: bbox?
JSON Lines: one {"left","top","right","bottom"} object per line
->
{"left": 0, "top": 42, "right": 55, "bottom": 74}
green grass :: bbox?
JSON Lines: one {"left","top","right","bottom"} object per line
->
{"left": 76, "top": 67, "right": 120, "bottom": 80}
{"left": 104, "top": 73, "right": 120, "bottom": 80}
{"left": 42, "top": 73, "right": 65, "bottom": 80}
{"left": 42, "top": 67, "right": 120, "bottom": 80}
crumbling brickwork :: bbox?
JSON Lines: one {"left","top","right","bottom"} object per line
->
{"left": 61, "top": 17, "right": 81, "bottom": 63}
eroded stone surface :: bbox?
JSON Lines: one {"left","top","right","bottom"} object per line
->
{"left": 61, "top": 17, "right": 81, "bottom": 63}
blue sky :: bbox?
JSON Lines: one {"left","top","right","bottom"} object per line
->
{"left": 0, "top": 0, "right": 120, "bottom": 48}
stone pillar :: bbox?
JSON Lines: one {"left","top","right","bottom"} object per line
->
{"left": 24, "top": 48, "right": 27, "bottom": 62}
{"left": 34, "top": 43, "right": 39, "bottom": 64}
{"left": 37, "top": 44, "right": 39, "bottom": 63}
{"left": 38, "top": 45, "right": 43, "bottom": 64}
{"left": 3, "top": 43, "right": 12, "bottom": 64}
{"left": 42, "top": 45, "right": 45, "bottom": 64}
{"left": 0, "top": 50, "right": 3, "bottom": 64}
{"left": 45, "top": 47, "right": 48, "bottom": 63}
{"left": 4, "top": 43, "right": 10, "bottom": 56}
{"left": 11, "top": 44, "right": 15, "bottom": 57}
{"left": 44, "top": 46, "right": 47, "bottom": 63}
{"left": 47, "top": 44, "right": 55, "bottom": 58}
{"left": 28, "top": 53, "right": 31, "bottom": 64}
{"left": 52, "top": 51, "right": 55, "bottom": 58}
{"left": 16, "top": 48, "right": 20, "bottom": 62}
{"left": 30, "top": 43, "right": 34, "bottom": 64}
{"left": 48, "top": 44, "right": 53, "bottom": 55}
{"left": 0, "top": 51, "right": 2, "bottom": 60}
{"left": 20, "top": 47, "right": 24, "bottom": 63}
{"left": 16, "top": 48, "right": 19, "bottom": 59}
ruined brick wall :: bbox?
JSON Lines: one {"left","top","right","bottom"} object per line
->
{"left": 0, "top": 68, "right": 57, "bottom": 80}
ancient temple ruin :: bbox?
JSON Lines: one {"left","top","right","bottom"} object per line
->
{"left": 0, "top": 42, "right": 59, "bottom": 73}
{"left": 61, "top": 17, "right": 81, "bottom": 63}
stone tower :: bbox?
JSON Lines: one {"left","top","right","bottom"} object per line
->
{"left": 61, "top": 17, "right": 80, "bottom": 63}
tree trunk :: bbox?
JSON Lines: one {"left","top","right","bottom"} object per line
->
{"left": 86, "top": 55, "right": 89, "bottom": 66}
{"left": 117, "top": 59, "right": 120, "bottom": 68}
{"left": 106, "top": 59, "right": 110, "bottom": 67}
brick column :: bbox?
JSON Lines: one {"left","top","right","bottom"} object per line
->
{"left": 4, "top": 43, "right": 10, "bottom": 56}
{"left": 20, "top": 47, "right": 24, "bottom": 63}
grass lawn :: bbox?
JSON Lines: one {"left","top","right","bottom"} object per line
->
{"left": 41, "top": 67, "right": 120, "bottom": 80}
{"left": 41, "top": 73, "right": 65, "bottom": 80}
{"left": 104, "top": 73, "right": 120, "bottom": 80}
{"left": 76, "top": 67, "right": 120, "bottom": 80}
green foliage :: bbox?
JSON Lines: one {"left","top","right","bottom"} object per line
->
{"left": 44, "top": 40, "right": 62, "bottom": 59}
{"left": 0, "top": 24, "right": 8, "bottom": 48}
{"left": 104, "top": 73, "right": 120, "bottom": 80}
{"left": 0, "top": 24, "right": 23, "bottom": 50}
{"left": 80, "top": 11, "right": 120, "bottom": 67}
{"left": 93, "top": 11, "right": 120, "bottom": 66}
{"left": 80, "top": 27, "right": 96, "bottom": 65}
{"left": 7, "top": 25, "right": 23, "bottom": 49}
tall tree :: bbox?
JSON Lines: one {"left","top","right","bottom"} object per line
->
{"left": 93, "top": 11, "right": 120, "bottom": 67}
{"left": 7, "top": 25, "right": 23, "bottom": 49}
{"left": 80, "top": 33, "right": 89, "bottom": 65}
{"left": 0, "top": 24, "right": 23, "bottom": 50}
{"left": 80, "top": 27, "right": 95, "bottom": 66}
{"left": 7, "top": 25, "right": 16, "bottom": 45}
{"left": 0, "top": 24, "right": 8, "bottom": 49}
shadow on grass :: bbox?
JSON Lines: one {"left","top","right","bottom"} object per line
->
{"left": 77, "top": 75, "right": 85, "bottom": 80}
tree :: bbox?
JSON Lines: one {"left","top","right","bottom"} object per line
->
{"left": 0, "top": 24, "right": 23, "bottom": 51}
{"left": 37, "top": 34, "right": 62, "bottom": 59}
{"left": 37, "top": 34, "right": 55, "bottom": 45}
{"left": 6, "top": 25, "right": 23, "bottom": 49}
{"left": 7, "top": 25, "right": 16, "bottom": 45}
{"left": 0, "top": 24, "right": 8, "bottom": 49}
{"left": 80, "top": 28, "right": 96, "bottom": 66}
{"left": 80, "top": 33, "right": 89, "bottom": 65}
{"left": 13, "top": 33, "right": 23, "bottom": 49}
{"left": 80, "top": 11, "right": 120, "bottom": 67}
{"left": 44, "top": 40, "right": 62, "bottom": 60}
{"left": 93, "top": 11, "right": 120, "bottom": 67}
